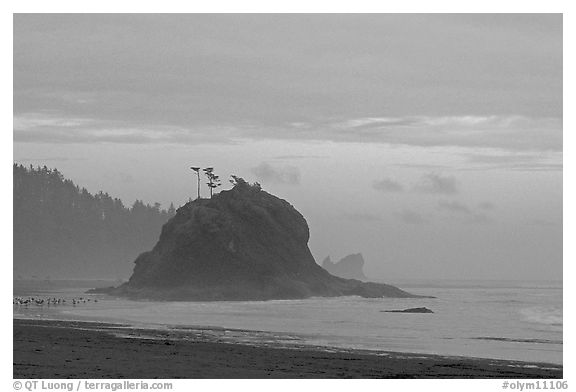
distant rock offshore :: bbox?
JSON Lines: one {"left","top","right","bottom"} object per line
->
{"left": 107, "top": 178, "right": 423, "bottom": 301}
{"left": 382, "top": 307, "right": 434, "bottom": 313}
{"left": 322, "top": 254, "right": 368, "bottom": 281}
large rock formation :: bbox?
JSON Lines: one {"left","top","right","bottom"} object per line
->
{"left": 107, "top": 179, "right": 423, "bottom": 301}
{"left": 322, "top": 254, "right": 368, "bottom": 281}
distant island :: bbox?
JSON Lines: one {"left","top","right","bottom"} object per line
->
{"left": 322, "top": 254, "right": 368, "bottom": 281}
{"left": 103, "top": 177, "right": 425, "bottom": 301}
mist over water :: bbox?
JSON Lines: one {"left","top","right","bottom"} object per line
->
{"left": 14, "top": 279, "right": 562, "bottom": 365}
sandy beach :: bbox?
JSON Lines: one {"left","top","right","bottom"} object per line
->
{"left": 13, "top": 319, "right": 562, "bottom": 379}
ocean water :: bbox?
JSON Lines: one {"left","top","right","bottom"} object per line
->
{"left": 13, "top": 279, "right": 562, "bottom": 365}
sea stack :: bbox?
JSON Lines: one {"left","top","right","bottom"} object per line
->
{"left": 109, "top": 178, "right": 421, "bottom": 301}
{"left": 322, "top": 253, "right": 368, "bottom": 281}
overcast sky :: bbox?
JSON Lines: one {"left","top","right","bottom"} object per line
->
{"left": 13, "top": 14, "right": 562, "bottom": 281}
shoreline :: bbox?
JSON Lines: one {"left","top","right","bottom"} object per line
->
{"left": 14, "top": 318, "right": 562, "bottom": 379}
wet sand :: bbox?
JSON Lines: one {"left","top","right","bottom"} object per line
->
{"left": 13, "top": 318, "right": 562, "bottom": 379}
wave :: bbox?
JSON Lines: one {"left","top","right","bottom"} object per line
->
{"left": 519, "top": 307, "right": 562, "bottom": 326}
{"left": 472, "top": 337, "right": 562, "bottom": 345}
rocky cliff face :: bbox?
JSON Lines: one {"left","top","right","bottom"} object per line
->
{"left": 110, "top": 180, "right": 420, "bottom": 300}
{"left": 322, "top": 254, "right": 368, "bottom": 281}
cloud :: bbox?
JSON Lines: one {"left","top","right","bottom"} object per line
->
{"left": 272, "top": 154, "right": 327, "bottom": 160}
{"left": 467, "top": 213, "right": 492, "bottom": 225}
{"left": 14, "top": 111, "right": 561, "bottom": 154}
{"left": 119, "top": 173, "right": 134, "bottom": 184}
{"left": 14, "top": 15, "right": 562, "bottom": 114}
{"left": 373, "top": 178, "right": 404, "bottom": 193}
{"left": 528, "top": 219, "right": 561, "bottom": 228}
{"left": 478, "top": 202, "right": 496, "bottom": 211}
{"left": 413, "top": 173, "right": 459, "bottom": 194}
{"left": 14, "top": 156, "right": 84, "bottom": 163}
{"left": 463, "top": 152, "right": 562, "bottom": 172}
{"left": 251, "top": 162, "right": 301, "bottom": 185}
{"left": 321, "top": 115, "right": 562, "bottom": 152}
{"left": 14, "top": 15, "right": 561, "bottom": 151}
{"left": 396, "top": 209, "right": 430, "bottom": 225}
{"left": 13, "top": 113, "right": 241, "bottom": 145}
{"left": 437, "top": 200, "right": 471, "bottom": 214}
{"left": 436, "top": 201, "right": 494, "bottom": 224}
{"left": 343, "top": 212, "right": 383, "bottom": 222}
{"left": 391, "top": 152, "right": 562, "bottom": 173}
{"left": 392, "top": 163, "right": 451, "bottom": 170}
{"left": 13, "top": 112, "right": 94, "bottom": 130}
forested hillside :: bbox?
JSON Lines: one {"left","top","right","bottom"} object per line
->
{"left": 13, "top": 164, "right": 176, "bottom": 280}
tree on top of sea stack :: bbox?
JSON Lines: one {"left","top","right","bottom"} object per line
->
{"left": 190, "top": 166, "right": 201, "bottom": 199}
{"left": 203, "top": 167, "right": 222, "bottom": 198}
{"left": 229, "top": 175, "right": 244, "bottom": 186}
{"left": 230, "top": 175, "right": 262, "bottom": 191}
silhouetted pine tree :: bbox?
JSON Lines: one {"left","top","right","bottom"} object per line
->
{"left": 13, "top": 163, "right": 176, "bottom": 280}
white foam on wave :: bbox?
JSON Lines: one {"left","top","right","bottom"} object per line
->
{"left": 519, "top": 307, "right": 562, "bottom": 326}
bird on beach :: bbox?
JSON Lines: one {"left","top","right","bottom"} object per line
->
{"left": 13, "top": 295, "right": 99, "bottom": 308}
